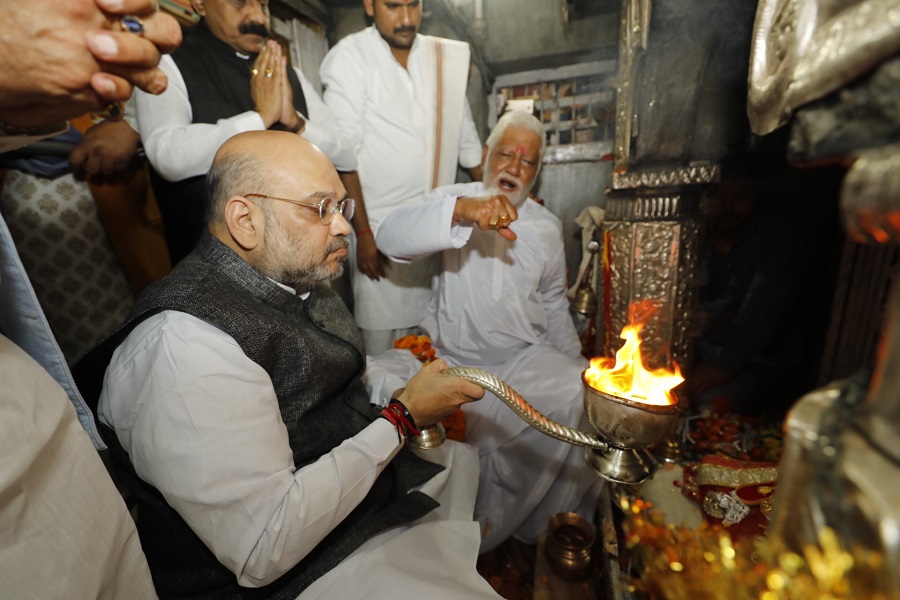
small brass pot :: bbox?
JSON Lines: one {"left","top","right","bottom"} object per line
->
{"left": 545, "top": 512, "right": 595, "bottom": 581}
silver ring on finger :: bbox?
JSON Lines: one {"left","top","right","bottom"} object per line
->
{"left": 120, "top": 15, "right": 145, "bottom": 36}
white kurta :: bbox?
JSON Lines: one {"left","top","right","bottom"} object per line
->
{"left": 320, "top": 26, "right": 483, "bottom": 331}
{"left": 133, "top": 54, "right": 356, "bottom": 181}
{"left": 99, "top": 309, "right": 498, "bottom": 598}
{"left": 374, "top": 182, "right": 604, "bottom": 551}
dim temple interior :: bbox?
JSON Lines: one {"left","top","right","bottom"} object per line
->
{"left": 2, "top": 0, "right": 899, "bottom": 598}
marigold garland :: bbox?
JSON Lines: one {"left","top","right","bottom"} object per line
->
{"left": 394, "top": 334, "right": 437, "bottom": 364}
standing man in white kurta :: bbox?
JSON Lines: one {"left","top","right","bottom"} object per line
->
{"left": 320, "top": 0, "right": 483, "bottom": 354}
{"left": 373, "top": 111, "right": 604, "bottom": 552}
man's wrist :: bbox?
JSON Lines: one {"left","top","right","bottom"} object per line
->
{"left": 379, "top": 388, "right": 420, "bottom": 444}
{"left": 452, "top": 198, "right": 464, "bottom": 223}
{"left": 256, "top": 109, "right": 278, "bottom": 129}
{"left": 285, "top": 111, "right": 305, "bottom": 134}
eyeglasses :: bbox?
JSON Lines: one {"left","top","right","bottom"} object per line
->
{"left": 244, "top": 193, "right": 355, "bottom": 225}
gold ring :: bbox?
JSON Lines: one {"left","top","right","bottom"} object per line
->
{"left": 498, "top": 214, "right": 510, "bottom": 223}
{"left": 265, "top": 68, "right": 274, "bottom": 78}
{"left": 251, "top": 68, "right": 259, "bottom": 76}
{"left": 488, "top": 220, "right": 498, "bottom": 230}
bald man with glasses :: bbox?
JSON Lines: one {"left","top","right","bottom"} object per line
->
{"left": 132, "top": 0, "right": 357, "bottom": 264}
{"left": 75, "top": 131, "right": 502, "bottom": 599}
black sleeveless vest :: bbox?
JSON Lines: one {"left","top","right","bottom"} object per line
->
{"left": 153, "top": 21, "right": 309, "bottom": 265}
{"left": 74, "top": 234, "right": 441, "bottom": 599}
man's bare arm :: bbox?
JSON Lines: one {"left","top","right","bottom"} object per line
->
{"left": 340, "top": 170, "right": 389, "bottom": 280}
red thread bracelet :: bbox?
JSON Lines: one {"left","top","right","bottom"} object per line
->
{"left": 389, "top": 399, "right": 420, "bottom": 436}
{"left": 355, "top": 227, "right": 372, "bottom": 236}
{"left": 379, "top": 400, "right": 421, "bottom": 444}
{"left": 380, "top": 406, "right": 406, "bottom": 444}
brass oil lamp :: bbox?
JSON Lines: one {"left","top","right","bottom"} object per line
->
{"left": 414, "top": 317, "right": 683, "bottom": 484}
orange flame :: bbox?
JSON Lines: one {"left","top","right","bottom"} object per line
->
{"left": 585, "top": 319, "right": 683, "bottom": 407}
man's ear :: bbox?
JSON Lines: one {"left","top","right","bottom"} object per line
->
{"left": 191, "top": 0, "right": 206, "bottom": 17}
{"left": 363, "top": 0, "right": 375, "bottom": 18}
{"left": 224, "top": 195, "right": 262, "bottom": 250}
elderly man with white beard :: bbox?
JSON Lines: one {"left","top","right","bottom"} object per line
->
{"left": 373, "top": 110, "right": 604, "bottom": 552}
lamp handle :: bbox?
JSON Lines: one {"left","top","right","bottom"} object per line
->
{"left": 409, "top": 366, "right": 608, "bottom": 451}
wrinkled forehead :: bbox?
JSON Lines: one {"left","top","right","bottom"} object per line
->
{"left": 275, "top": 161, "right": 345, "bottom": 200}
{"left": 493, "top": 128, "right": 541, "bottom": 158}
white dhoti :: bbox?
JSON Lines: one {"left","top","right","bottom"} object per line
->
{"left": 298, "top": 441, "right": 500, "bottom": 599}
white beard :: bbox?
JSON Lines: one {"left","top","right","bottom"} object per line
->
{"left": 483, "top": 158, "right": 534, "bottom": 207}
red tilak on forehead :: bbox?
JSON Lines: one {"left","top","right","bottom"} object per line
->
{"left": 514, "top": 145, "right": 529, "bottom": 155}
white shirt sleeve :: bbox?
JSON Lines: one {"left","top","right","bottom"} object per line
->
{"left": 123, "top": 96, "right": 139, "bottom": 134}
{"left": 375, "top": 182, "right": 479, "bottom": 262}
{"left": 98, "top": 311, "right": 402, "bottom": 588}
{"left": 294, "top": 66, "right": 357, "bottom": 172}
{"left": 134, "top": 56, "right": 355, "bottom": 181}
{"left": 457, "top": 100, "right": 483, "bottom": 170}
{"left": 135, "top": 55, "right": 265, "bottom": 181}
{"left": 319, "top": 43, "right": 367, "bottom": 156}
{"left": 538, "top": 221, "right": 584, "bottom": 358}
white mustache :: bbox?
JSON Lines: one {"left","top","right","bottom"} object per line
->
{"left": 326, "top": 237, "right": 349, "bottom": 254}
{"left": 486, "top": 174, "right": 530, "bottom": 207}
{"left": 493, "top": 173, "right": 523, "bottom": 190}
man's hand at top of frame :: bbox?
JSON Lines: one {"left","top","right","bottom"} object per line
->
{"left": 0, "top": 0, "right": 181, "bottom": 130}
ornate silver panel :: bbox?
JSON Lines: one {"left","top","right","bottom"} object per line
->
{"left": 543, "top": 141, "right": 614, "bottom": 165}
{"left": 603, "top": 194, "right": 703, "bottom": 221}
{"left": 610, "top": 165, "right": 719, "bottom": 190}
{"left": 600, "top": 197, "right": 703, "bottom": 369}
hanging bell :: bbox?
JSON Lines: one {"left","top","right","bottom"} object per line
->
{"left": 572, "top": 284, "right": 598, "bottom": 315}
{"left": 571, "top": 240, "right": 599, "bottom": 316}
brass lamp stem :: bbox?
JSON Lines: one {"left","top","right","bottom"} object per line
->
{"left": 412, "top": 366, "right": 608, "bottom": 451}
